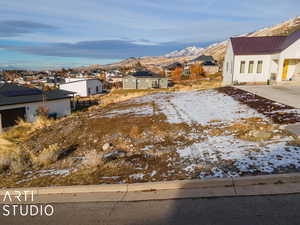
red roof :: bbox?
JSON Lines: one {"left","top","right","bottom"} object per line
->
{"left": 231, "top": 29, "right": 300, "bottom": 55}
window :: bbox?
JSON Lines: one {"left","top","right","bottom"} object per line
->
{"left": 226, "top": 62, "right": 229, "bottom": 72}
{"left": 96, "top": 86, "right": 99, "bottom": 92}
{"left": 248, "top": 61, "right": 254, "bottom": 73}
{"left": 152, "top": 80, "right": 159, "bottom": 88}
{"left": 240, "top": 61, "right": 246, "bottom": 73}
{"left": 257, "top": 61, "right": 263, "bottom": 73}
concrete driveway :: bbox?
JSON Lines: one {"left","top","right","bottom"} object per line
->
{"left": 236, "top": 85, "right": 300, "bottom": 108}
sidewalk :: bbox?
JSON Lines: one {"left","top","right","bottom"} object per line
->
{"left": 1, "top": 173, "right": 300, "bottom": 204}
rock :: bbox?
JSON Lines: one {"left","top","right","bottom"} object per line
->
{"left": 247, "top": 130, "right": 272, "bottom": 140}
{"left": 103, "top": 150, "right": 128, "bottom": 161}
{"left": 102, "top": 143, "right": 113, "bottom": 151}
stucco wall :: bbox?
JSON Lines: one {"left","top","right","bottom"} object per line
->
{"left": 232, "top": 55, "right": 272, "bottom": 83}
{"left": 203, "top": 66, "right": 219, "bottom": 74}
{"left": 0, "top": 98, "right": 71, "bottom": 123}
{"left": 123, "top": 76, "right": 168, "bottom": 89}
{"left": 60, "top": 81, "right": 87, "bottom": 96}
{"left": 222, "top": 41, "right": 234, "bottom": 85}
{"left": 279, "top": 40, "right": 300, "bottom": 81}
{"left": 87, "top": 79, "right": 102, "bottom": 95}
{"left": 60, "top": 79, "right": 102, "bottom": 97}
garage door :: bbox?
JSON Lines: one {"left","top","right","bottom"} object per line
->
{"left": 0, "top": 107, "right": 26, "bottom": 128}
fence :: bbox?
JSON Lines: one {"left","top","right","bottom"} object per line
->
{"left": 71, "top": 99, "right": 99, "bottom": 111}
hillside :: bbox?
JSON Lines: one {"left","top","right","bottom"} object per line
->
{"left": 78, "top": 16, "right": 300, "bottom": 71}
{"left": 199, "top": 16, "right": 300, "bottom": 61}
{"left": 164, "top": 46, "right": 205, "bottom": 58}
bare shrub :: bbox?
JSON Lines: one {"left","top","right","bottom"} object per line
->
{"left": 0, "top": 138, "right": 30, "bottom": 174}
{"left": 81, "top": 150, "right": 104, "bottom": 168}
{"left": 33, "top": 143, "right": 61, "bottom": 166}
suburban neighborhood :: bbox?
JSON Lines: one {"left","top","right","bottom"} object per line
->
{"left": 1, "top": 1, "right": 300, "bottom": 224}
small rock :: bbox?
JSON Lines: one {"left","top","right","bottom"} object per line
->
{"left": 247, "top": 130, "right": 272, "bottom": 140}
{"left": 102, "top": 143, "right": 113, "bottom": 151}
{"left": 103, "top": 150, "right": 128, "bottom": 161}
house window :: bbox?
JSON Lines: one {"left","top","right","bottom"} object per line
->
{"left": 152, "top": 80, "right": 159, "bottom": 88}
{"left": 88, "top": 88, "right": 91, "bottom": 95}
{"left": 96, "top": 86, "right": 99, "bottom": 92}
{"left": 240, "top": 61, "right": 246, "bottom": 73}
{"left": 248, "top": 61, "right": 254, "bottom": 73}
{"left": 257, "top": 61, "right": 263, "bottom": 73}
{"left": 226, "top": 62, "right": 229, "bottom": 72}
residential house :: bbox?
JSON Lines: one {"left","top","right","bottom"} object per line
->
{"left": 0, "top": 83, "right": 72, "bottom": 131}
{"left": 164, "top": 62, "right": 183, "bottom": 77}
{"left": 223, "top": 29, "right": 300, "bottom": 85}
{"left": 60, "top": 78, "right": 102, "bottom": 97}
{"left": 181, "top": 55, "right": 219, "bottom": 76}
{"left": 202, "top": 61, "right": 219, "bottom": 74}
{"left": 107, "top": 76, "right": 123, "bottom": 84}
{"left": 123, "top": 71, "right": 168, "bottom": 89}
{"left": 191, "top": 55, "right": 215, "bottom": 64}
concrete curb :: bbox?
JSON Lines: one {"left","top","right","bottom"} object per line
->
{"left": 1, "top": 173, "right": 300, "bottom": 203}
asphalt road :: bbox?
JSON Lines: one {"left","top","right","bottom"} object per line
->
{"left": 1, "top": 194, "right": 300, "bottom": 225}
{"left": 237, "top": 85, "right": 300, "bottom": 108}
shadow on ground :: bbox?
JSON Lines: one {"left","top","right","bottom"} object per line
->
{"left": 2, "top": 184, "right": 300, "bottom": 225}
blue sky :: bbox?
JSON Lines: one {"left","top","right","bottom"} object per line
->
{"left": 1, "top": 0, "right": 300, "bottom": 70}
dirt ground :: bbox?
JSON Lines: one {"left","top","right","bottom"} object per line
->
{"left": 1, "top": 85, "right": 300, "bottom": 188}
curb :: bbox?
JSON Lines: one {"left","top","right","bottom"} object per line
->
{"left": 1, "top": 173, "right": 300, "bottom": 203}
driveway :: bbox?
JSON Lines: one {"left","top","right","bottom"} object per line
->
{"left": 236, "top": 85, "right": 300, "bottom": 108}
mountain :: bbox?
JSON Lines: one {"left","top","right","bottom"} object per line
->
{"left": 165, "top": 16, "right": 300, "bottom": 62}
{"left": 79, "top": 16, "right": 300, "bottom": 71}
{"left": 165, "top": 46, "right": 204, "bottom": 58}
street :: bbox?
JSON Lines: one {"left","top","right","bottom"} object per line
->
{"left": 1, "top": 194, "right": 300, "bottom": 225}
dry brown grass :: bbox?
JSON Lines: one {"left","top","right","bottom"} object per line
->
{"left": 1, "top": 117, "right": 54, "bottom": 143}
{"left": 173, "top": 80, "right": 222, "bottom": 91}
{"left": 32, "top": 143, "right": 61, "bottom": 167}
{"left": 89, "top": 80, "right": 221, "bottom": 110}
{"left": 98, "top": 88, "right": 170, "bottom": 108}
{"left": 0, "top": 138, "right": 30, "bottom": 174}
{"left": 0, "top": 117, "right": 58, "bottom": 174}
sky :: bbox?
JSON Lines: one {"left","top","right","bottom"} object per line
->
{"left": 0, "top": 0, "right": 300, "bottom": 70}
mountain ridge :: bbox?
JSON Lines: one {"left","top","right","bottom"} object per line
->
{"left": 80, "top": 16, "right": 300, "bottom": 71}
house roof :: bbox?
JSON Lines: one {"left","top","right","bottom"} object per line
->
{"left": 62, "top": 78, "right": 101, "bottom": 85}
{"left": 231, "top": 29, "right": 300, "bottom": 55}
{"left": 129, "top": 71, "right": 165, "bottom": 78}
{"left": 0, "top": 83, "right": 72, "bottom": 106}
{"left": 164, "top": 62, "right": 183, "bottom": 70}
{"left": 192, "top": 55, "right": 214, "bottom": 62}
{"left": 202, "top": 61, "right": 218, "bottom": 66}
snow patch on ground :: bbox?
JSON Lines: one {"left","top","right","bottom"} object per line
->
{"left": 130, "top": 90, "right": 268, "bottom": 125}
{"left": 103, "top": 105, "right": 153, "bottom": 118}
{"left": 129, "top": 173, "right": 145, "bottom": 180}
{"left": 178, "top": 135, "right": 300, "bottom": 178}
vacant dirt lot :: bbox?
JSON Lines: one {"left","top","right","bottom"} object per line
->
{"left": 1, "top": 86, "right": 300, "bottom": 188}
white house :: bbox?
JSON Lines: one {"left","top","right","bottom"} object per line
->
{"left": 223, "top": 29, "right": 300, "bottom": 85}
{"left": 60, "top": 78, "right": 102, "bottom": 97}
{"left": 0, "top": 83, "right": 72, "bottom": 131}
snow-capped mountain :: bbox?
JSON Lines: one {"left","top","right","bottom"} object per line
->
{"left": 164, "top": 46, "right": 204, "bottom": 58}
{"left": 164, "top": 16, "right": 300, "bottom": 61}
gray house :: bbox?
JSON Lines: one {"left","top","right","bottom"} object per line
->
{"left": 123, "top": 71, "right": 168, "bottom": 89}
{"left": 0, "top": 83, "right": 72, "bottom": 131}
